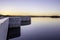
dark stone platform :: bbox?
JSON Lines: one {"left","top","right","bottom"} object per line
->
{"left": 7, "top": 27, "right": 20, "bottom": 40}
{"left": 21, "top": 20, "right": 31, "bottom": 26}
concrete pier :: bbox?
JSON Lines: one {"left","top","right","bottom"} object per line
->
{"left": 7, "top": 17, "right": 21, "bottom": 39}
{"left": 21, "top": 16, "right": 31, "bottom": 25}
{"left": 0, "top": 18, "right": 9, "bottom": 40}
{"left": 0, "top": 16, "right": 31, "bottom": 40}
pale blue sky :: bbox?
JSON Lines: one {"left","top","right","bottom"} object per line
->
{"left": 0, "top": 0, "right": 60, "bottom": 12}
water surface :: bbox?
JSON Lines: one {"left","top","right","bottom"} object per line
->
{"left": 10, "top": 18, "right": 60, "bottom": 40}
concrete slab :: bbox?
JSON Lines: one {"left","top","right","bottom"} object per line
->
{"left": 0, "top": 17, "right": 9, "bottom": 40}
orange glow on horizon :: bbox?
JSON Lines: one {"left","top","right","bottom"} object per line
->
{"left": 0, "top": 10, "right": 60, "bottom": 16}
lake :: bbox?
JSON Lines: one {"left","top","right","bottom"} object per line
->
{"left": 10, "top": 18, "right": 60, "bottom": 40}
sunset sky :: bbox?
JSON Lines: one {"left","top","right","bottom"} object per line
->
{"left": 0, "top": 0, "right": 60, "bottom": 16}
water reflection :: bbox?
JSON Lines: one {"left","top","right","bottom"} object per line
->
{"left": 10, "top": 18, "right": 60, "bottom": 40}
{"left": 32, "top": 17, "right": 60, "bottom": 21}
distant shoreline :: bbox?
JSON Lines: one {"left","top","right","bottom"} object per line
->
{"left": 0, "top": 15, "right": 60, "bottom": 18}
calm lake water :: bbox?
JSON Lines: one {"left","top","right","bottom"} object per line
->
{"left": 10, "top": 18, "right": 60, "bottom": 40}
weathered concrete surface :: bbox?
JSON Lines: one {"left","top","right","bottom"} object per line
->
{"left": 9, "top": 17, "right": 21, "bottom": 28}
{"left": 21, "top": 16, "right": 31, "bottom": 26}
{"left": 7, "top": 17, "right": 21, "bottom": 40}
{"left": 0, "top": 17, "right": 9, "bottom": 40}
{"left": 7, "top": 27, "right": 20, "bottom": 39}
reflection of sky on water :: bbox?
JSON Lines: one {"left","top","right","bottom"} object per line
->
{"left": 10, "top": 18, "right": 60, "bottom": 40}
